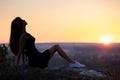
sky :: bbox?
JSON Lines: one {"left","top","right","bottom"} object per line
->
{"left": 0, "top": 0, "right": 120, "bottom": 43}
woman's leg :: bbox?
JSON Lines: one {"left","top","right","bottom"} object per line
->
{"left": 49, "top": 44, "right": 75, "bottom": 63}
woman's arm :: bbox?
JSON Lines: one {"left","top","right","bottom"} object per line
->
{"left": 22, "top": 52, "right": 26, "bottom": 64}
{"left": 17, "top": 33, "right": 26, "bottom": 65}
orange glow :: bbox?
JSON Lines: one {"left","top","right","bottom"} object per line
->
{"left": 0, "top": 0, "right": 120, "bottom": 43}
{"left": 100, "top": 36, "right": 113, "bottom": 44}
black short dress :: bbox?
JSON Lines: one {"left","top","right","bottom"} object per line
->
{"left": 24, "top": 33, "right": 50, "bottom": 68}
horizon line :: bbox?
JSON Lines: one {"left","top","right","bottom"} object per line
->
{"left": 1, "top": 42, "right": 120, "bottom": 44}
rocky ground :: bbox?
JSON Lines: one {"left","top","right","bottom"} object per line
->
{"left": 0, "top": 64, "right": 109, "bottom": 80}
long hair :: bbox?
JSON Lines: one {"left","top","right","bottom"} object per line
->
{"left": 9, "top": 17, "right": 25, "bottom": 56}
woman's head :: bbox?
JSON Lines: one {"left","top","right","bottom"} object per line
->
{"left": 11, "top": 17, "right": 27, "bottom": 33}
{"left": 9, "top": 17, "right": 27, "bottom": 56}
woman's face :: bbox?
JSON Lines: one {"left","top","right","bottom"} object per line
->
{"left": 21, "top": 20, "right": 27, "bottom": 32}
{"left": 22, "top": 20, "right": 27, "bottom": 26}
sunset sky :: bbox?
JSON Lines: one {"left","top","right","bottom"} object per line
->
{"left": 0, "top": 0, "right": 120, "bottom": 43}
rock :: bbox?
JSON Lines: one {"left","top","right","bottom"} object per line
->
{"left": 80, "top": 69, "right": 104, "bottom": 77}
{"left": 47, "top": 66, "right": 105, "bottom": 78}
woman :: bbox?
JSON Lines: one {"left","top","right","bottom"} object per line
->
{"left": 9, "top": 17, "right": 85, "bottom": 69}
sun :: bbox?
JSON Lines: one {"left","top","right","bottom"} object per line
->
{"left": 100, "top": 36, "right": 112, "bottom": 44}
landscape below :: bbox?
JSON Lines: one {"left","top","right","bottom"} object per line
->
{"left": 0, "top": 43, "right": 120, "bottom": 80}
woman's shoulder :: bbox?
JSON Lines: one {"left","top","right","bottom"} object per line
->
{"left": 20, "top": 33, "right": 27, "bottom": 39}
{"left": 20, "top": 32, "right": 30, "bottom": 38}
{"left": 21, "top": 32, "right": 31, "bottom": 36}
{"left": 21, "top": 32, "right": 33, "bottom": 39}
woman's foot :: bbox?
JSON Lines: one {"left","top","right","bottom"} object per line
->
{"left": 69, "top": 61, "right": 86, "bottom": 68}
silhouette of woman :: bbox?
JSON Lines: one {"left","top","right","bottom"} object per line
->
{"left": 9, "top": 17, "right": 85, "bottom": 68}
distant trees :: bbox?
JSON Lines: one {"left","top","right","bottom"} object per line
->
{"left": 0, "top": 44, "right": 15, "bottom": 67}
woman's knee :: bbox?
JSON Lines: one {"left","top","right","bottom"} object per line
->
{"left": 51, "top": 44, "right": 60, "bottom": 51}
{"left": 49, "top": 44, "right": 59, "bottom": 53}
{"left": 54, "top": 44, "right": 60, "bottom": 49}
